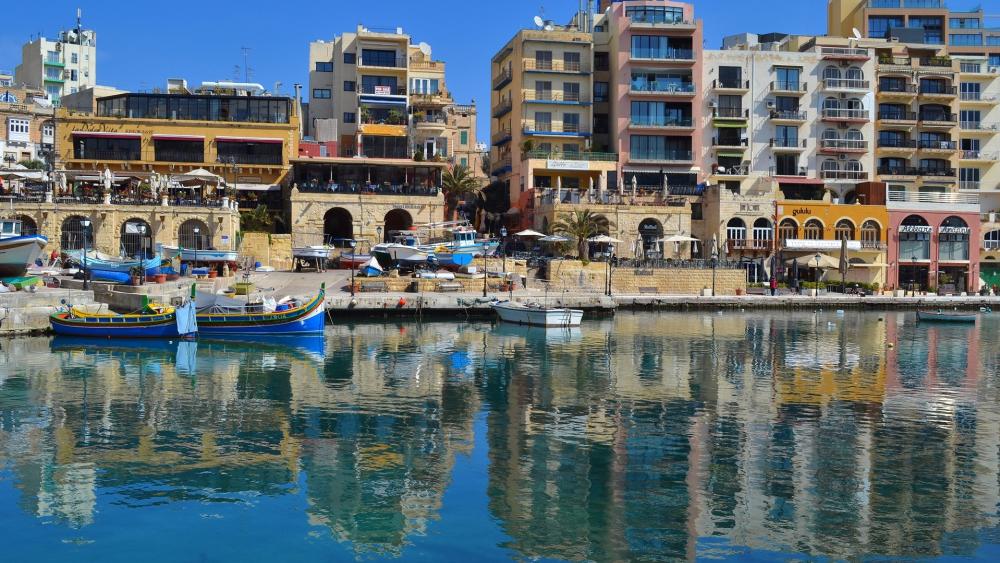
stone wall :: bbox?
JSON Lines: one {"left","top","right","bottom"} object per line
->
{"left": 544, "top": 261, "right": 746, "bottom": 295}
{"left": 288, "top": 189, "right": 446, "bottom": 246}
{"left": 238, "top": 232, "right": 293, "bottom": 271}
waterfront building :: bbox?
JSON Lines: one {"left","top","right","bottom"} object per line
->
{"left": 13, "top": 11, "right": 96, "bottom": 105}
{"left": 1, "top": 85, "right": 55, "bottom": 165}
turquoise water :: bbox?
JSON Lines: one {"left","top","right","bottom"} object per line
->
{"left": 3, "top": 312, "right": 1000, "bottom": 561}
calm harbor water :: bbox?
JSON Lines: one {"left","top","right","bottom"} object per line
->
{"left": 3, "top": 312, "right": 1000, "bottom": 561}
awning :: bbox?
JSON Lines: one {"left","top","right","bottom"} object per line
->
{"left": 215, "top": 136, "right": 283, "bottom": 144}
{"left": 717, "top": 151, "right": 745, "bottom": 158}
{"left": 713, "top": 122, "right": 746, "bottom": 128}
{"left": 70, "top": 175, "right": 132, "bottom": 183}
{"left": 72, "top": 131, "right": 141, "bottom": 139}
{"left": 784, "top": 239, "right": 862, "bottom": 251}
{"left": 774, "top": 176, "right": 824, "bottom": 185}
{"left": 152, "top": 134, "right": 205, "bottom": 141}
{"left": 234, "top": 183, "right": 280, "bottom": 192}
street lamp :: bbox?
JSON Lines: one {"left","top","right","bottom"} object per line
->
{"left": 376, "top": 225, "right": 383, "bottom": 243}
{"left": 710, "top": 237, "right": 719, "bottom": 297}
{"left": 500, "top": 226, "right": 508, "bottom": 276}
{"left": 80, "top": 218, "right": 91, "bottom": 289}
{"left": 192, "top": 226, "right": 200, "bottom": 272}
{"left": 814, "top": 252, "right": 822, "bottom": 283}
{"left": 606, "top": 243, "right": 616, "bottom": 297}
{"left": 910, "top": 255, "right": 918, "bottom": 296}
{"left": 349, "top": 239, "right": 358, "bottom": 296}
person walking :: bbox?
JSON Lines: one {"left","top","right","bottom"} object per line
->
{"left": 769, "top": 277, "right": 778, "bottom": 296}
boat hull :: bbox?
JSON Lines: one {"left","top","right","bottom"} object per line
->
{"left": 434, "top": 253, "right": 474, "bottom": 268}
{"left": 293, "top": 246, "right": 333, "bottom": 260}
{"left": 196, "top": 289, "right": 327, "bottom": 335}
{"left": 65, "top": 250, "right": 162, "bottom": 273}
{"left": 491, "top": 301, "right": 583, "bottom": 327}
{"left": 161, "top": 245, "right": 238, "bottom": 263}
{"left": 917, "top": 311, "right": 977, "bottom": 323}
{"left": 50, "top": 311, "right": 191, "bottom": 338}
{"left": 0, "top": 235, "right": 47, "bottom": 277}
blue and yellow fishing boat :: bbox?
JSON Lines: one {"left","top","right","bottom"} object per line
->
{"left": 49, "top": 286, "right": 198, "bottom": 338}
{"left": 195, "top": 284, "right": 327, "bottom": 336}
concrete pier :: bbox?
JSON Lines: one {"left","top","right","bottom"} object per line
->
{"left": 0, "top": 287, "right": 98, "bottom": 335}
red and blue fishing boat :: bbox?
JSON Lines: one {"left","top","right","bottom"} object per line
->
{"left": 195, "top": 284, "right": 327, "bottom": 335}
{"left": 49, "top": 287, "right": 198, "bottom": 338}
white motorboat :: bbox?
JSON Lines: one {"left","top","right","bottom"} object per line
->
{"left": 0, "top": 219, "right": 48, "bottom": 277}
{"left": 292, "top": 245, "right": 334, "bottom": 260}
{"left": 491, "top": 300, "right": 583, "bottom": 327}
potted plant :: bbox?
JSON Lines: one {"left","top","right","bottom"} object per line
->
{"left": 129, "top": 266, "right": 142, "bottom": 286}
{"left": 413, "top": 147, "right": 425, "bottom": 161}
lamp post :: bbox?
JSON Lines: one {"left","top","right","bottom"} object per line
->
{"left": 606, "top": 243, "right": 616, "bottom": 297}
{"left": 910, "top": 255, "right": 917, "bottom": 296}
{"left": 710, "top": 237, "right": 719, "bottom": 297}
{"left": 80, "top": 218, "right": 91, "bottom": 289}
{"left": 349, "top": 238, "right": 358, "bottom": 296}
{"left": 500, "top": 226, "right": 508, "bottom": 276}
{"left": 192, "top": 226, "right": 200, "bottom": 273}
{"left": 376, "top": 225, "right": 383, "bottom": 243}
{"left": 217, "top": 155, "right": 238, "bottom": 206}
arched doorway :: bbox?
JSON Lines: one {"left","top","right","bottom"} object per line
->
{"left": 752, "top": 218, "right": 772, "bottom": 248}
{"left": 121, "top": 219, "right": 153, "bottom": 258}
{"left": 179, "top": 219, "right": 210, "bottom": 250}
{"left": 899, "top": 215, "right": 931, "bottom": 291}
{"left": 383, "top": 209, "right": 413, "bottom": 241}
{"left": 778, "top": 218, "right": 797, "bottom": 244}
{"left": 939, "top": 216, "right": 970, "bottom": 292}
{"left": 323, "top": 207, "right": 353, "bottom": 247}
{"left": 60, "top": 215, "right": 94, "bottom": 251}
{"left": 15, "top": 215, "right": 38, "bottom": 236}
{"left": 638, "top": 218, "right": 663, "bottom": 258}
{"left": 861, "top": 220, "right": 881, "bottom": 248}
{"left": 835, "top": 219, "right": 856, "bottom": 241}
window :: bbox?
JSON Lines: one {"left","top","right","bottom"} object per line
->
{"left": 534, "top": 50, "right": 552, "bottom": 70}
{"left": 861, "top": 221, "right": 881, "bottom": 246}
{"left": 774, "top": 154, "right": 798, "bottom": 175}
{"left": 594, "top": 52, "right": 609, "bottom": 71}
{"left": 70, "top": 70, "right": 78, "bottom": 81}
{"left": 775, "top": 67, "right": 801, "bottom": 90}
{"left": 626, "top": 5, "right": 684, "bottom": 24}
{"left": 910, "top": 16, "right": 944, "bottom": 44}
{"left": 778, "top": 219, "right": 797, "bottom": 243}
{"left": 344, "top": 81, "right": 356, "bottom": 92}
{"left": 991, "top": 55, "right": 1000, "bottom": 67}
{"left": 343, "top": 112, "right": 356, "bottom": 123}
{"left": 71, "top": 53, "right": 78, "bottom": 64}
{"left": 563, "top": 113, "right": 580, "bottom": 132}
{"left": 533, "top": 111, "right": 552, "bottom": 130}
{"left": 631, "top": 35, "right": 692, "bottom": 60}
{"left": 803, "top": 220, "right": 824, "bottom": 240}
{"left": 594, "top": 82, "right": 609, "bottom": 102}
{"left": 869, "top": 15, "right": 904, "bottom": 39}
{"left": 460, "top": 158, "right": 468, "bottom": 167}
{"left": 632, "top": 100, "right": 692, "bottom": 126}
{"left": 629, "top": 135, "right": 692, "bottom": 161}
{"left": 563, "top": 52, "right": 581, "bottom": 72}
{"left": 939, "top": 216, "right": 969, "bottom": 261}
{"left": 42, "top": 123, "right": 54, "bottom": 137}
{"left": 950, "top": 17, "right": 980, "bottom": 29}
{"left": 315, "top": 62, "right": 333, "bottom": 72}
{"left": 362, "top": 49, "right": 400, "bottom": 68}
{"left": 460, "top": 131, "right": 468, "bottom": 145}
{"left": 835, "top": 220, "right": 856, "bottom": 241}
{"left": 343, "top": 52, "right": 356, "bottom": 64}
{"left": 410, "top": 78, "right": 439, "bottom": 94}
{"left": 899, "top": 215, "right": 931, "bottom": 261}
{"left": 988, "top": 36, "right": 1000, "bottom": 46}
{"left": 593, "top": 113, "right": 609, "bottom": 134}
{"left": 718, "top": 66, "right": 743, "bottom": 88}
{"left": 7, "top": 118, "right": 30, "bottom": 142}
{"left": 950, "top": 34, "right": 982, "bottom": 46}
{"left": 774, "top": 96, "right": 799, "bottom": 112}
{"left": 312, "top": 89, "right": 331, "bottom": 99}
{"left": 775, "top": 125, "right": 798, "bottom": 147}
{"left": 563, "top": 82, "right": 581, "bottom": 102}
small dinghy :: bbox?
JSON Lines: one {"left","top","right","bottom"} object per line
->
{"left": 491, "top": 300, "right": 583, "bottom": 328}
{"left": 917, "top": 310, "right": 977, "bottom": 324}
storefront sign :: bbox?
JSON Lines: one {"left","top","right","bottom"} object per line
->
{"left": 546, "top": 159, "right": 590, "bottom": 171}
{"left": 790, "top": 207, "right": 812, "bottom": 217}
{"left": 633, "top": 269, "right": 654, "bottom": 276}
{"left": 784, "top": 239, "right": 862, "bottom": 251}
{"left": 939, "top": 226, "right": 971, "bottom": 234}
{"left": 739, "top": 204, "right": 761, "bottom": 214}
{"left": 899, "top": 225, "right": 933, "bottom": 233}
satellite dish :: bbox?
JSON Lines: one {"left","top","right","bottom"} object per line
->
{"left": 533, "top": 15, "right": 545, "bottom": 28}
{"left": 852, "top": 28, "right": 862, "bottom": 40}
{"left": 418, "top": 42, "right": 431, "bottom": 57}
{"left": 544, "top": 24, "right": 554, "bottom": 31}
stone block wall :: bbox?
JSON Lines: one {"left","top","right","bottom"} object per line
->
{"left": 239, "top": 232, "right": 293, "bottom": 271}
{"left": 544, "top": 261, "right": 746, "bottom": 295}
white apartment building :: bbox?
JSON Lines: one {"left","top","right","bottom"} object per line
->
{"left": 14, "top": 13, "right": 96, "bottom": 105}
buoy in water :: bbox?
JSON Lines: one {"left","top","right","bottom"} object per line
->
{"left": 397, "top": 297, "right": 406, "bottom": 308}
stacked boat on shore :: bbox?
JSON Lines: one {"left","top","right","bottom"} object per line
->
{"left": 0, "top": 219, "right": 48, "bottom": 278}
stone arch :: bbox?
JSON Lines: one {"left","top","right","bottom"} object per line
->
{"left": 120, "top": 218, "right": 153, "bottom": 258}
{"left": 835, "top": 219, "right": 856, "bottom": 240}
{"left": 861, "top": 220, "right": 882, "bottom": 245}
{"left": 803, "top": 218, "right": 824, "bottom": 240}
{"left": 638, "top": 218, "right": 663, "bottom": 255}
{"left": 14, "top": 215, "right": 38, "bottom": 236}
{"left": 383, "top": 209, "right": 413, "bottom": 240}
{"left": 778, "top": 218, "right": 798, "bottom": 242}
{"left": 178, "top": 218, "right": 210, "bottom": 250}
{"left": 323, "top": 207, "right": 354, "bottom": 247}
{"left": 60, "top": 215, "right": 94, "bottom": 251}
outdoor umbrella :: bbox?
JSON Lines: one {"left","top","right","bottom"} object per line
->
{"left": 538, "top": 234, "right": 571, "bottom": 243}
{"left": 786, "top": 254, "right": 840, "bottom": 269}
{"left": 839, "top": 237, "right": 850, "bottom": 286}
{"left": 514, "top": 229, "right": 545, "bottom": 238}
{"left": 659, "top": 234, "right": 699, "bottom": 243}
{"left": 587, "top": 234, "right": 624, "bottom": 244}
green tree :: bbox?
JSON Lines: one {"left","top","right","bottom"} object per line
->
{"left": 18, "top": 159, "right": 46, "bottom": 170}
{"left": 551, "top": 210, "right": 610, "bottom": 260}
{"left": 240, "top": 205, "right": 276, "bottom": 233}
{"left": 441, "top": 165, "right": 480, "bottom": 221}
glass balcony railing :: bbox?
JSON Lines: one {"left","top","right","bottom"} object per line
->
{"left": 632, "top": 81, "right": 696, "bottom": 94}
{"left": 630, "top": 115, "right": 694, "bottom": 127}
{"left": 630, "top": 49, "right": 695, "bottom": 61}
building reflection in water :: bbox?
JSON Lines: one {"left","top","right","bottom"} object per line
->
{"left": 0, "top": 313, "right": 999, "bottom": 559}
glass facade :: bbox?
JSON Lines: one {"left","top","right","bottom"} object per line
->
{"left": 625, "top": 6, "right": 684, "bottom": 24}
{"left": 629, "top": 135, "right": 692, "bottom": 161}
{"left": 97, "top": 94, "right": 292, "bottom": 124}
{"left": 630, "top": 36, "right": 693, "bottom": 60}
{"left": 74, "top": 137, "right": 141, "bottom": 160}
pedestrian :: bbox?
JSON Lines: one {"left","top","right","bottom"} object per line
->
{"left": 769, "top": 277, "right": 778, "bottom": 296}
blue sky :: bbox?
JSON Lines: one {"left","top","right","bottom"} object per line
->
{"left": 0, "top": 0, "right": 828, "bottom": 141}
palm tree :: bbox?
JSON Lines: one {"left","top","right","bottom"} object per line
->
{"left": 240, "top": 204, "right": 275, "bottom": 233}
{"left": 441, "top": 165, "right": 480, "bottom": 221}
{"left": 551, "top": 210, "right": 611, "bottom": 260}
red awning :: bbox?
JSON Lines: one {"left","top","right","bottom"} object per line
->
{"left": 72, "top": 131, "right": 141, "bottom": 139}
{"left": 151, "top": 134, "right": 205, "bottom": 141}
{"left": 774, "top": 176, "right": 825, "bottom": 185}
{"left": 215, "top": 136, "right": 283, "bottom": 144}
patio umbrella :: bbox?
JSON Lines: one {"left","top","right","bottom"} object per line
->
{"left": 786, "top": 254, "right": 840, "bottom": 269}
{"left": 659, "top": 234, "right": 699, "bottom": 243}
{"left": 839, "top": 237, "right": 850, "bottom": 286}
{"left": 631, "top": 175, "right": 638, "bottom": 197}
{"left": 176, "top": 168, "right": 223, "bottom": 185}
{"left": 514, "top": 229, "right": 545, "bottom": 238}
{"left": 587, "top": 234, "right": 624, "bottom": 244}
{"left": 538, "top": 234, "right": 571, "bottom": 243}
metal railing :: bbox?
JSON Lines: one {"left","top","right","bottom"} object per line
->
{"left": 920, "top": 167, "right": 957, "bottom": 177}
{"left": 917, "top": 140, "right": 957, "bottom": 150}
{"left": 821, "top": 169, "right": 869, "bottom": 181}
{"left": 523, "top": 59, "right": 590, "bottom": 73}
{"left": 727, "top": 239, "right": 773, "bottom": 251}
{"left": 918, "top": 57, "right": 953, "bottom": 68}
{"left": 522, "top": 90, "right": 591, "bottom": 103}
{"left": 771, "top": 137, "right": 806, "bottom": 148}
{"left": 888, "top": 190, "right": 978, "bottom": 205}
{"left": 537, "top": 188, "right": 691, "bottom": 207}
{"left": 295, "top": 183, "right": 439, "bottom": 196}
{"left": 821, "top": 138, "right": 868, "bottom": 150}
{"left": 713, "top": 79, "right": 749, "bottom": 90}
{"left": 919, "top": 112, "right": 957, "bottom": 123}
{"left": 821, "top": 108, "right": 869, "bottom": 120}
{"left": 823, "top": 78, "right": 870, "bottom": 90}
{"left": 877, "top": 138, "right": 917, "bottom": 149}
{"left": 961, "top": 150, "right": 998, "bottom": 160}
{"left": 630, "top": 150, "right": 694, "bottom": 162}
{"left": 629, "top": 49, "right": 695, "bottom": 62}
{"left": 878, "top": 56, "right": 913, "bottom": 67}
{"left": 820, "top": 47, "right": 869, "bottom": 58}
{"left": 154, "top": 151, "right": 205, "bottom": 163}
{"left": 631, "top": 82, "right": 696, "bottom": 94}
{"left": 491, "top": 99, "right": 512, "bottom": 117}
{"left": 878, "top": 110, "right": 917, "bottom": 121}
{"left": 878, "top": 166, "right": 920, "bottom": 176}
{"left": 713, "top": 164, "right": 749, "bottom": 176}
{"left": 491, "top": 129, "right": 512, "bottom": 145}
{"left": 962, "top": 181, "right": 982, "bottom": 190}
{"left": 360, "top": 114, "right": 407, "bottom": 125}
{"left": 878, "top": 83, "right": 916, "bottom": 94}
{"left": 491, "top": 157, "right": 512, "bottom": 174}
{"left": 412, "top": 114, "right": 447, "bottom": 125}
{"left": 73, "top": 150, "right": 141, "bottom": 161}
{"left": 711, "top": 137, "right": 748, "bottom": 148}
{"left": 770, "top": 81, "right": 806, "bottom": 92}
{"left": 216, "top": 153, "right": 282, "bottom": 165}
{"left": 713, "top": 107, "right": 748, "bottom": 119}
{"left": 770, "top": 110, "right": 807, "bottom": 120}
{"left": 409, "top": 92, "right": 452, "bottom": 104}
{"left": 959, "top": 92, "right": 997, "bottom": 102}
{"left": 523, "top": 149, "right": 618, "bottom": 161}
{"left": 359, "top": 85, "right": 406, "bottom": 96}
{"left": 493, "top": 68, "right": 513, "bottom": 90}
{"left": 630, "top": 115, "right": 694, "bottom": 127}
{"left": 919, "top": 85, "right": 957, "bottom": 96}
{"left": 522, "top": 121, "right": 590, "bottom": 134}
{"left": 359, "top": 55, "right": 407, "bottom": 69}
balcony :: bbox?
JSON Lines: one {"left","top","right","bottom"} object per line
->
{"left": 711, "top": 138, "right": 748, "bottom": 151}
{"left": 770, "top": 138, "right": 807, "bottom": 152}
{"left": 821, "top": 108, "right": 869, "bottom": 122}
{"left": 877, "top": 83, "right": 917, "bottom": 99}
{"left": 820, "top": 138, "right": 868, "bottom": 153}
{"left": 491, "top": 156, "right": 512, "bottom": 176}
{"left": 413, "top": 114, "right": 448, "bottom": 129}
{"left": 629, "top": 150, "right": 694, "bottom": 165}
{"left": 869, "top": 0, "right": 945, "bottom": 7}
{"left": 629, "top": 115, "right": 694, "bottom": 130}
{"left": 769, "top": 109, "right": 808, "bottom": 123}
{"left": 359, "top": 55, "right": 407, "bottom": 69}
{"left": 918, "top": 112, "right": 957, "bottom": 126}
{"left": 960, "top": 150, "right": 998, "bottom": 162}
{"left": 43, "top": 58, "right": 64, "bottom": 67}
{"left": 877, "top": 55, "right": 913, "bottom": 70}
{"left": 887, "top": 189, "right": 978, "bottom": 212}
{"left": 917, "top": 139, "right": 957, "bottom": 153}
{"left": 629, "top": 49, "right": 695, "bottom": 64}
{"left": 961, "top": 121, "right": 1000, "bottom": 133}
{"left": 626, "top": 14, "right": 697, "bottom": 30}
{"left": 822, "top": 78, "right": 871, "bottom": 92}
{"left": 522, "top": 90, "right": 591, "bottom": 104}
{"left": 959, "top": 92, "right": 998, "bottom": 104}
{"left": 770, "top": 81, "right": 808, "bottom": 95}
{"left": 631, "top": 82, "right": 696, "bottom": 96}
{"left": 878, "top": 110, "right": 918, "bottom": 124}
{"left": 727, "top": 239, "right": 773, "bottom": 252}
{"left": 711, "top": 163, "right": 750, "bottom": 178}
{"left": 409, "top": 92, "right": 453, "bottom": 107}
{"left": 523, "top": 59, "right": 590, "bottom": 74}
{"left": 491, "top": 129, "right": 512, "bottom": 146}
{"left": 877, "top": 165, "right": 920, "bottom": 177}
{"left": 216, "top": 153, "right": 282, "bottom": 165}
{"left": 917, "top": 57, "right": 953, "bottom": 69}
{"left": 523, "top": 149, "right": 618, "bottom": 162}
{"left": 538, "top": 188, "right": 690, "bottom": 208}
{"left": 960, "top": 63, "right": 1000, "bottom": 77}
{"left": 821, "top": 169, "right": 869, "bottom": 182}
{"left": 877, "top": 139, "right": 917, "bottom": 152}
{"left": 962, "top": 181, "right": 982, "bottom": 191}
{"left": 820, "top": 47, "right": 870, "bottom": 61}
{"left": 522, "top": 121, "right": 591, "bottom": 136}
{"left": 154, "top": 151, "right": 205, "bottom": 164}
{"left": 920, "top": 167, "right": 956, "bottom": 178}
{"left": 359, "top": 85, "right": 407, "bottom": 97}
{"left": 918, "top": 85, "right": 957, "bottom": 100}
{"left": 712, "top": 79, "right": 750, "bottom": 93}
{"left": 493, "top": 68, "right": 513, "bottom": 90}
{"left": 492, "top": 99, "right": 512, "bottom": 118}
{"left": 73, "top": 150, "right": 141, "bottom": 161}
{"left": 712, "top": 107, "right": 748, "bottom": 124}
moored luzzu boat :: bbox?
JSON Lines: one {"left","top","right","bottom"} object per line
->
{"left": 195, "top": 284, "right": 327, "bottom": 335}
{"left": 50, "top": 287, "right": 198, "bottom": 338}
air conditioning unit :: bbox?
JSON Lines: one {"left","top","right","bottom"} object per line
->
{"left": 990, "top": 66, "right": 999, "bottom": 74}
{"left": 708, "top": 100, "right": 717, "bottom": 108}
{"left": 838, "top": 153, "right": 847, "bottom": 161}
{"left": 841, "top": 61, "right": 851, "bottom": 67}
{"left": 766, "top": 100, "right": 775, "bottom": 108}
{"left": 889, "top": 37, "right": 899, "bottom": 43}
{"left": 839, "top": 93, "right": 847, "bottom": 99}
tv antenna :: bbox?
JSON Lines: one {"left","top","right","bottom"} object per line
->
{"left": 240, "top": 46, "right": 253, "bottom": 83}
